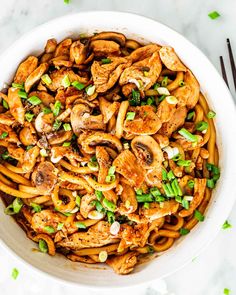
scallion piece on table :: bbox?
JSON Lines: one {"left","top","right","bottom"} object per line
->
{"left": 222, "top": 220, "right": 232, "bottom": 230}
{"left": 126, "top": 112, "right": 136, "bottom": 121}
{"left": 38, "top": 239, "right": 48, "bottom": 253}
{"left": 28, "top": 95, "right": 42, "bottom": 106}
{"left": 102, "top": 198, "right": 116, "bottom": 212}
{"left": 11, "top": 268, "right": 19, "bottom": 280}
{"left": 194, "top": 210, "right": 205, "bottom": 222}
{"left": 195, "top": 121, "right": 208, "bottom": 132}
{"left": 208, "top": 11, "right": 220, "bottom": 20}
{"left": 178, "top": 128, "right": 198, "bottom": 142}
{"left": 72, "top": 81, "right": 85, "bottom": 90}
{"left": 223, "top": 288, "right": 230, "bottom": 295}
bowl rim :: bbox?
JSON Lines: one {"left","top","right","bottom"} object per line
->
{"left": 0, "top": 10, "right": 236, "bottom": 289}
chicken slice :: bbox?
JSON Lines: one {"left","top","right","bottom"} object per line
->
{"left": 25, "top": 63, "right": 49, "bottom": 93}
{"left": 159, "top": 46, "right": 187, "bottom": 72}
{"left": 156, "top": 98, "right": 178, "bottom": 123}
{"left": 7, "top": 87, "right": 25, "bottom": 125}
{"left": 118, "top": 181, "right": 138, "bottom": 215}
{"left": 142, "top": 200, "right": 179, "bottom": 221}
{"left": 14, "top": 56, "right": 38, "bottom": 84}
{"left": 0, "top": 112, "right": 16, "bottom": 126}
{"left": 129, "top": 44, "right": 160, "bottom": 62}
{"left": 90, "top": 40, "right": 120, "bottom": 56}
{"left": 106, "top": 252, "right": 137, "bottom": 275}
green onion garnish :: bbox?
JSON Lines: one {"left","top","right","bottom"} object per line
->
{"left": 162, "top": 169, "right": 168, "bottom": 181}
{"left": 91, "top": 200, "right": 104, "bottom": 212}
{"left": 62, "top": 142, "right": 71, "bottom": 147}
{"left": 224, "top": 288, "right": 230, "bottom": 295}
{"left": 44, "top": 226, "right": 55, "bottom": 234}
{"left": 136, "top": 193, "right": 153, "bottom": 203}
{"left": 158, "top": 95, "right": 166, "bottom": 102}
{"left": 2, "top": 99, "right": 9, "bottom": 109}
{"left": 12, "top": 82, "right": 24, "bottom": 90}
{"left": 182, "top": 198, "right": 189, "bottom": 209}
{"left": 179, "top": 228, "right": 190, "bottom": 235}
{"left": 28, "top": 95, "right": 42, "bottom": 106}
{"left": 18, "top": 90, "right": 27, "bottom": 99}
{"left": 63, "top": 123, "right": 71, "bottom": 131}
{"left": 207, "top": 178, "right": 215, "bottom": 189}
{"left": 26, "top": 145, "right": 34, "bottom": 151}
{"left": 75, "top": 195, "right": 81, "bottom": 208}
{"left": 88, "top": 161, "right": 99, "bottom": 171}
{"left": 155, "top": 196, "right": 166, "bottom": 202}
{"left": 0, "top": 132, "right": 8, "bottom": 139}
{"left": 57, "top": 222, "right": 64, "bottom": 230}
{"left": 129, "top": 89, "right": 141, "bottom": 106}
{"left": 188, "top": 180, "right": 195, "bottom": 189}
{"left": 43, "top": 107, "right": 52, "bottom": 114}
{"left": 177, "top": 160, "right": 192, "bottom": 167}
{"left": 105, "top": 175, "right": 116, "bottom": 183}
{"left": 31, "top": 202, "right": 42, "bottom": 213}
{"left": 126, "top": 112, "right": 136, "bottom": 121}
{"left": 72, "top": 81, "right": 85, "bottom": 90}
{"left": 175, "top": 195, "right": 182, "bottom": 203}
{"left": 207, "top": 110, "right": 216, "bottom": 119}
{"left": 147, "top": 97, "right": 155, "bottom": 105}
{"left": 161, "top": 76, "right": 168, "bottom": 87}
{"left": 172, "top": 179, "right": 183, "bottom": 196}
{"left": 107, "top": 211, "right": 115, "bottom": 224}
{"left": 75, "top": 222, "right": 86, "bottom": 229}
{"left": 64, "top": 0, "right": 70, "bottom": 3}
{"left": 187, "top": 111, "right": 195, "bottom": 120}
{"left": 102, "top": 198, "right": 116, "bottom": 212}
{"left": 38, "top": 239, "right": 48, "bottom": 253}
{"left": 108, "top": 166, "right": 116, "bottom": 175}
{"left": 206, "top": 163, "right": 220, "bottom": 175}
{"left": 86, "top": 85, "right": 96, "bottom": 96}
{"left": 153, "top": 83, "right": 160, "bottom": 90}
{"left": 162, "top": 183, "right": 174, "bottom": 197}
{"left": 178, "top": 128, "right": 198, "bottom": 142}
{"left": 41, "top": 74, "right": 52, "bottom": 86}
{"left": 2, "top": 151, "right": 10, "bottom": 160}
{"left": 11, "top": 268, "right": 19, "bottom": 280}
{"left": 208, "top": 11, "right": 220, "bottom": 20}
{"left": 196, "top": 121, "right": 208, "bottom": 132}
{"left": 194, "top": 210, "right": 205, "bottom": 222}
{"left": 150, "top": 187, "right": 161, "bottom": 197}
{"left": 53, "top": 101, "right": 61, "bottom": 117}
{"left": 53, "top": 119, "right": 62, "bottom": 130}
{"left": 179, "top": 80, "right": 185, "bottom": 87}
{"left": 4, "top": 204, "right": 15, "bottom": 215}
{"left": 136, "top": 188, "right": 143, "bottom": 195}
{"left": 25, "top": 112, "right": 34, "bottom": 122}
{"left": 167, "top": 170, "right": 175, "bottom": 181}
{"left": 101, "top": 58, "right": 112, "bottom": 64}
{"left": 95, "top": 190, "right": 103, "bottom": 201}
{"left": 144, "top": 202, "right": 150, "bottom": 209}
{"left": 62, "top": 75, "right": 71, "bottom": 88}
{"left": 222, "top": 220, "right": 232, "bottom": 230}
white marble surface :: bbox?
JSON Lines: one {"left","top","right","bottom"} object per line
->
{"left": 0, "top": 1, "right": 236, "bottom": 294}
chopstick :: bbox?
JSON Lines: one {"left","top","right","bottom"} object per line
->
{"left": 227, "top": 38, "right": 236, "bottom": 91}
{"left": 219, "top": 56, "right": 229, "bottom": 87}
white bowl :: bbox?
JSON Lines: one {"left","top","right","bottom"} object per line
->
{"left": 0, "top": 11, "right": 236, "bottom": 289}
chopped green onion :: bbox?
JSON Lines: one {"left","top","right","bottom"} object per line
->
{"left": 62, "top": 142, "right": 71, "bottom": 147}
{"left": 63, "top": 123, "right": 71, "bottom": 131}
{"left": 18, "top": 90, "right": 27, "bottom": 99}
{"left": 2, "top": 99, "right": 9, "bottom": 109}
{"left": 75, "top": 222, "right": 86, "bottom": 229}
{"left": 64, "top": 0, "right": 70, "bottom": 3}
{"left": 11, "top": 268, "right": 19, "bottom": 280}
{"left": 148, "top": 246, "right": 155, "bottom": 254}
{"left": 88, "top": 161, "right": 99, "bottom": 171}
{"left": 178, "top": 128, "right": 198, "bottom": 142}
{"left": 207, "top": 110, "right": 216, "bottom": 119}
{"left": 172, "top": 154, "right": 181, "bottom": 161}
{"left": 144, "top": 202, "right": 150, "bottom": 209}
{"left": 179, "top": 228, "right": 190, "bottom": 235}
{"left": 207, "top": 178, "right": 215, "bottom": 189}
{"left": 224, "top": 288, "right": 230, "bottom": 295}
{"left": 31, "top": 202, "right": 42, "bottom": 213}
{"left": 26, "top": 145, "right": 34, "bottom": 151}
{"left": 108, "top": 166, "right": 116, "bottom": 175}
{"left": 57, "top": 223, "right": 64, "bottom": 230}
{"left": 188, "top": 179, "right": 195, "bottom": 189}
{"left": 222, "top": 220, "right": 232, "bottom": 230}
{"left": 12, "top": 82, "right": 24, "bottom": 90}
{"left": 90, "top": 200, "right": 104, "bottom": 213}
{"left": 62, "top": 75, "right": 71, "bottom": 88}
{"left": 182, "top": 198, "right": 189, "bottom": 209}
{"left": 43, "top": 107, "right": 52, "bottom": 114}
{"left": 28, "top": 95, "right": 42, "bottom": 106}
{"left": 38, "top": 239, "right": 48, "bottom": 253}
{"left": 136, "top": 188, "right": 143, "bottom": 195}
{"left": 44, "top": 225, "right": 55, "bottom": 234}
{"left": 101, "top": 58, "right": 112, "bottom": 64}
{"left": 175, "top": 195, "right": 182, "bottom": 203}
{"left": 99, "top": 250, "right": 108, "bottom": 262}
{"left": 86, "top": 85, "right": 96, "bottom": 96}
{"left": 95, "top": 190, "right": 103, "bottom": 201}
{"left": 25, "top": 112, "right": 34, "bottom": 122}
{"left": 167, "top": 170, "right": 175, "bottom": 181}
{"left": 179, "top": 80, "right": 185, "bottom": 87}
{"left": 147, "top": 97, "right": 155, "bottom": 105}
{"left": 155, "top": 195, "right": 166, "bottom": 202}
{"left": 150, "top": 187, "right": 161, "bottom": 197}
{"left": 161, "top": 76, "right": 168, "bottom": 87}
{"left": 158, "top": 95, "right": 166, "bottom": 102}
{"left": 40, "top": 148, "right": 48, "bottom": 157}
{"left": 177, "top": 159, "right": 192, "bottom": 167}
{"left": 4, "top": 204, "right": 15, "bottom": 215}
{"left": 144, "top": 71, "right": 149, "bottom": 77}
{"left": 206, "top": 163, "right": 220, "bottom": 175}
{"left": 41, "top": 74, "right": 52, "bottom": 86}
{"left": 75, "top": 195, "right": 81, "bottom": 207}
{"left": 126, "top": 112, "right": 136, "bottom": 121}
{"left": 102, "top": 198, "right": 116, "bottom": 212}
{"left": 12, "top": 198, "right": 23, "bottom": 213}
{"left": 213, "top": 174, "right": 220, "bottom": 181}
{"left": 53, "top": 119, "right": 62, "bottom": 130}
{"left": 0, "top": 132, "right": 8, "bottom": 139}
{"left": 72, "top": 81, "right": 85, "bottom": 90}
{"left": 136, "top": 193, "right": 153, "bottom": 203}
{"left": 2, "top": 151, "right": 10, "bottom": 160}
{"left": 162, "top": 169, "right": 168, "bottom": 181}
{"left": 153, "top": 83, "right": 160, "bottom": 90}
{"left": 171, "top": 180, "right": 178, "bottom": 197}
{"left": 208, "top": 11, "right": 220, "bottom": 20}
{"left": 105, "top": 175, "right": 116, "bottom": 183}
{"left": 187, "top": 111, "right": 195, "bottom": 120}
{"left": 196, "top": 121, "right": 208, "bottom": 132}
{"left": 53, "top": 101, "right": 61, "bottom": 116}
{"left": 194, "top": 210, "right": 205, "bottom": 222}
{"left": 107, "top": 211, "right": 115, "bottom": 224}
{"left": 129, "top": 89, "right": 141, "bottom": 106}
{"left": 162, "top": 183, "right": 174, "bottom": 197}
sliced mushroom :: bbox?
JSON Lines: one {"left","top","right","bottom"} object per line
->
{"left": 159, "top": 46, "right": 187, "bottom": 72}
{"left": 70, "top": 40, "right": 87, "bottom": 65}
{"left": 32, "top": 161, "right": 58, "bottom": 194}
{"left": 14, "top": 56, "right": 38, "bottom": 84}
{"left": 99, "top": 97, "right": 120, "bottom": 124}
{"left": 131, "top": 135, "right": 163, "bottom": 169}
{"left": 71, "top": 104, "right": 105, "bottom": 135}
{"left": 46, "top": 130, "right": 73, "bottom": 145}
{"left": 35, "top": 112, "right": 54, "bottom": 133}
{"left": 91, "top": 32, "right": 126, "bottom": 46}
{"left": 7, "top": 87, "right": 25, "bottom": 125}
{"left": 90, "top": 40, "right": 120, "bottom": 57}
{"left": 25, "top": 63, "right": 49, "bottom": 93}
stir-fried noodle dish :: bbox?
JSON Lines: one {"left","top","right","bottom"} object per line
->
{"left": 0, "top": 32, "right": 220, "bottom": 275}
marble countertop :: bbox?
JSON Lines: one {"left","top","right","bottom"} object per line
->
{"left": 0, "top": 1, "right": 236, "bottom": 294}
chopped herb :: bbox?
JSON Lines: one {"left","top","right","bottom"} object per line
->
{"left": 144, "top": 202, "right": 150, "bottom": 209}
{"left": 206, "top": 163, "right": 220, "bottom": 175}
{"left": 12, "top": 82, "right": 24, "bottom": 90}
{"left": 136, "top": 193, "right": 153, "bottom": 203}
{"left": 129, "top": 89, "right": 141, "bottom": 106}
{"left": 153, "top": 83, "right": 160, "bottom": 90}
{"left": 224, "top": 288, "right": 230, "bottom": 295}
{"left": 222, "top": 220, "right": 232, "bottom": 230}
{"left": 86, "top": 85, "right": 96, "bottom": 96}
{"left": 208, "top": 11, "right": 220, "bottom": 20}
{"left": 88, "top": 161, "right": 99, "bottom": 171}
{"left": 207, "top": 110, "right": 216, "bottom": 119}
{"left": 180, "top": 228, "right": 190, "bottom": 235}
{"left": 53, "top": 101, "right": 61, "bottom": 116}
{"left": 57, "top": 223, "right": 64, "bottom": 230}
{"left": 11, "top": 268, "right": 19, "bottom": 280}
{"left": 105, "top": 175, "right": 116, "bottom": 183}
{"left": 162, "top": 169, "right": 168, "bottom": 181}
{"left": 182, "top": 198, "right": 189, "bottom": 209}
{"left": 61, "top": 75, "right": 70, "bottom": 88}
{"left": 167, "top": 170, "right": 175, "bottom": 181}
{"left": 38, "top": 239, "right": 48, "bottom": 253}
{"left": 126, "top": 111, "right": 136, "bottom": 121}
{"left": 0, "top": 132, "right": 8, "bottom": 139}
{"left": 43, "top": 107, "right": 52, "bottom": 114}
{"left": 107, "top": 211, "right": 115, "bottom": 224}
{"left": 25, "top": 112, "right": 34, "bottom": 122}
{"left": 95, "top": 190, "right": 103, "bottom": 201}
{"left": 175, "top": 195, "right": 182, "bottom": 203}
{"left": 148, "top": 246, "right": 155, "bottom": 254}
{"left": 44, "top": 226, "right": 55, "bottom": 234}
{"left": 150, "top": 187, "right": 161, "bottom": 197}
{"left": 101, "top": 58, "right": 112, "bottom": 64}
{"left": 196, "top": 121, "right": 208, "bottom": 132}
{"left": 75, "top": 195, "right": 81, "bottom": 207}
{"left": 108, "top": 166, "right": 116, "bottom": 175}
{"left": 2, "top": 151, "right": 9, "bottom": 160}
{"left": 188, "top": 179, "right": 195, "bottom": 189}
{"left": 28, "top": 96, "right": 42, "bottom": 106}
{"left": 91, "top": 200, "right": 104, "bottom": 212}
{"left": 18, "top": 90, "right": 27, "bottom": 99}
{"left": 179, "top": 80, "right": 185, "bottom": 87}
{"left": 75, "top": 222, "right": 87, "bottom": 229}
{"left": 2, "top": 99, "right": 9, "bottom": 109}
{"left": 161, "top": 76, "right": 168, "bottom": 87}
{"left": 147, "top": 96, "right": 155, "bottom": 105}
{"left": 163, "top": 183, "right": 175, "bottom": 197}
{"left": 178, "top": 128, "right": 198, "bottom": 142}
{"left": 62, "top": 142, "right": 71, "bottom": 147}
{"left": 63, "top": 123, "right": 71, "bottom": 131}
{"left": 26, "top": 145, "right": 33, "bottom": 151}
{"left": 103, "top": 199, "right": 116, "bottom": 212}
{"left": 207, "top": 178, "right": 215, "bottom": 189}
{"left": 136, "top": 189, "right": 143, "bottom": 195}
{"left": 187, "top": 111, "right": 195, "bottom": 120}
{"left": 53, "top": 119, "right": 62, "bottom": 130}
{"left": 31, "top": 203, "right": 42, "bottom": 213}
{"left": 155, "top": 195, "right": 166, "bottom": 202}
{"left": 72, "top": 81, "right": 85, "bottom": 90}
{"left": 177, "top": 159, "right": 192, "bottom": 167}
{"left": 41, "top": 74, "right": 52, "bottom": 86}
{"left": 158, "top": 94, "right": 166, "bottom": 102}
{"left": 194, "top": 210, "right": 205, "bottom": 222}
{"left": 64, "top": 0, "right": 70, "bottom": 3}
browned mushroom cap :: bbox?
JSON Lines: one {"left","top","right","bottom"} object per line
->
{"left": 131, "top": 135, "right": 163, "bottom": 169}
{"left": 91, "top": 32, "right": 126, "bottom": 46}
{"left": 32, "top": 161, "right": 58, "bottom": 194}
{"left": 71, "top": 104, "right": 105, "bottom": 135}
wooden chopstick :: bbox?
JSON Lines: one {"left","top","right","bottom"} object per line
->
{"left": 219, "top": 56, "right": 229, "bottom": 88}
{"left": 227, "top": 38, "right": 236, "bottom": 91}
